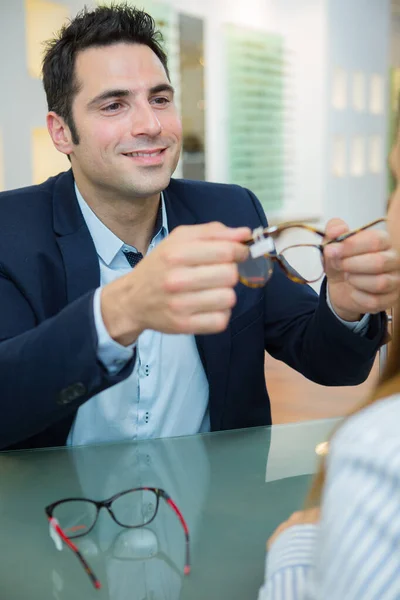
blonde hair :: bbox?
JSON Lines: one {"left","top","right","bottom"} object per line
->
{"left": 306, "top": 303, "right": 400, "bottom": 507}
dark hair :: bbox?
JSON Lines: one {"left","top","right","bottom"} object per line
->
{"left": 42, "top": 3, "right": 169, "bottom": 145}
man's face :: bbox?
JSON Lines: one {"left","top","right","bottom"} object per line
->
{"left": 67, "top": 43, "right": 182, "bottom": 200}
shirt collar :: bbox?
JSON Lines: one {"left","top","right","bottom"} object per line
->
{"left": 74, "top": 183, "right": 168, "bottom": 266}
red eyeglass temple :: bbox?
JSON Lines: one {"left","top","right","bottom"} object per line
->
{"left": 49, "top": 517, "right": 102, "bottom": 590}
{"left": 165, "top": 496, "right": 191, "bottom": 575}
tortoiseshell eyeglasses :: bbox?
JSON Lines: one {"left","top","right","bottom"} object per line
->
{"left": 238, "top": 217, "right": 387, "bottom": 288}
{"left": 46, "top": 487, "right": 190, "bottom": 590}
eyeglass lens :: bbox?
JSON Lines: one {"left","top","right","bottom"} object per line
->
{"left": 239, "top": 226, "right": 324, "bottom": 286}
{"left": 52, "top": 489, "right": 158, "bottom": 538}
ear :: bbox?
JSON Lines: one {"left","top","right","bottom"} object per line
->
{"left": 46, "top": 112, "right": 73, "bottom": 156}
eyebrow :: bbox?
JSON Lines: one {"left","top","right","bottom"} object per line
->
{"left": 87, "top": 84, "right": 175, "bottom": 109}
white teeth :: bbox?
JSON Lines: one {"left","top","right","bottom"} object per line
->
{"left": 125, "top": 151, "right": 162, "bottom": 157}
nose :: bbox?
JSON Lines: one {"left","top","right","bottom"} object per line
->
{"left": 130, "top": 101, "right": 162, "bottom": 138}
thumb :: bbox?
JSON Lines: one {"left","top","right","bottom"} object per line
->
{"left": 323, "top": 219, "right": 349, "bottom": 275}
{"left": 324, "top": 218, "right": 349, "bottom": 242}
{"left": 183, "top": 222, "right": 252, "bottom": 242}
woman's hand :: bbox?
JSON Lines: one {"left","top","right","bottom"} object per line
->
{"left": 267, "top": 507, "right": 320, "bottom": 550}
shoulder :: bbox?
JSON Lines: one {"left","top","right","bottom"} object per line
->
{"left": 0, "top": 172, "right": 71, "bottom": 252}
{"left": 167, "top": 178, "right": 267, "bottom": 226}
{"left": 333, "top": 392, "right": 400, "bottom": 445}
{"left": 168, "top": 177, "right": 253, "bottom": 199}
{"left": 0, "top": 172, "right": 62, "bottom": 201}
{"left": 0, "top": 172, "right": 64, "bottom": 215}
{"left": 329, "top": 393, "right": 400, "bottom": 472}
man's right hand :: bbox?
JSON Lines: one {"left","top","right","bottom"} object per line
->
{"left": 100, "top": 222, "right": 251, "bottom": 346}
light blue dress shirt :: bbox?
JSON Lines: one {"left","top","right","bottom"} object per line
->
{"left": 67, "top": 186, "right": 210, "bottom": 446}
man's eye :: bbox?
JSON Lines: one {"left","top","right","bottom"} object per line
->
{"left": 103, "top": 102, "right": 121, "bottom": 112}
{"left": 152, "top": 97, "right": 170, "bottom": 106}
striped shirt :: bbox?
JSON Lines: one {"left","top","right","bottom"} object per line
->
{"left": 259, "top": 393, "right": 400, "bottom": 600}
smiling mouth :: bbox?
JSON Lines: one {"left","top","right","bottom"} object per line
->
{"left": 123, "top": 149, "right": 166, "bottom": 158}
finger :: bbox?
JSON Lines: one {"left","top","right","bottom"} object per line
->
{"left": 339, "top": 250, "right": 400, "bottom": 275}
{"left": 307, "top": 507, "right": 320, "bottom": 522}
{"left": 344, "top": 273, "right": 400, "bottom": 295}
{"left": 323, "top": 248, "right": 344, "bottom": 277}
{"left": 163, "top": 240, "right": 249, "bottom": 267}
{"left": 285, "top": 508, "right": 320, "bottom": 526}
{"left": 305, "top": 507, "right": 320, "bottom": 522}
{"left": 324, "top": 229, "right": 391, "bottom": 263}
{"left": 174, "top": 222, "right": 252, "bottom": 243}
{"left": 168, "top": 288, "right": 237, "bottom": 315}
{"left": 179, "top": 309, "right": 232, "bottom": 335}
{"left": 347, "top": 289, "right": 399, "bottom": 314}
{"left": 288, "top": 511, "right": 303, "bottom": 521}
{"left": 324, "top": 218, "right": 350, "bottom": 242}
{"left": 164, "top": 264, "right": 239, "bottom": 293}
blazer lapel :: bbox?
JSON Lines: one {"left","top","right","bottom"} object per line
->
{"left": 163, "top": 181, "right": 197, "bottom": 230}
{"left": 52, "top": 170, "right": 100, "bottom": 303}
{"left": 164, "top": 182, "right": 232, "bottom": 430}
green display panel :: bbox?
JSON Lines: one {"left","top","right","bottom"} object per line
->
{"left": 225, "top": 25, "right": 287, "bottom": 213}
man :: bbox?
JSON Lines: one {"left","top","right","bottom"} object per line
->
{"left": 0, "top": 5, "right": 398, "bottom": 451}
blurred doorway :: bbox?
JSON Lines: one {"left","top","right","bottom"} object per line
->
{"left": 179, "top": 14, "right": 206, "bottom": 181}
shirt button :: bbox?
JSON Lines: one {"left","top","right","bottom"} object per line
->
{"left": 113, "top": 359, "right": 125, "bottom": 367}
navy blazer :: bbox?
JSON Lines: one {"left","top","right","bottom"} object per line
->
{"left": 0, "top": 170, "right": 386, "bottom": 450}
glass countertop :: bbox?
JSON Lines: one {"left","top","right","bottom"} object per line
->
{"left": 0, "top": 418, "right": 338, "bottom": 600}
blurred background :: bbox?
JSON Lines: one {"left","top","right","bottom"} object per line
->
{"left": 0, "top": 0, "right": 398, "bottom": 421}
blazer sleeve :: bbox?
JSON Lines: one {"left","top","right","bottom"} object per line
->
{"left": 0, "top": 271, "right": 135, "bottom": 449}
{"left": 246, "top": 188, "right": 387, "bottom": 385}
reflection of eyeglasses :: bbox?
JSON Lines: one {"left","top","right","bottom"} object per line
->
{"left": 45, "top": 487, "right": 190, "bottom": 590}
{"left": 239, "top": 217, "right": 386, "bottom": 287}
{"left": 78, "top": 527, "right": 184, "bottom": 578}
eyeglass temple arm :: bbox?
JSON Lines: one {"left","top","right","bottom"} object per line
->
{"left": 245, "top": 217, "right": 386, "bottom": 246}
{"left": 243, "top": 222, "right": 326, "bottom": 245}
{"left": 48, "top": 517, "right": 102, "bottom": 590}
{"left": 159, "top": 490, "right": 191, "bottom": 575}
{"left": 323, "top": 217, "right": 387, "bottom": 246}
{"left": 274, "top": 222, "right": 326, "bottom": 237}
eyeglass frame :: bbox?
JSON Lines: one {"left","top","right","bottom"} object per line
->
{"left": 45, "top": 486, "right": 190, "bottom": 590}
{"left": 240, "top": 217, "right": 387, "bottom": 288}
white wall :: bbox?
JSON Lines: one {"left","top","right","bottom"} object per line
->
{"left": 324, "top": 0, "right": 391, "bottom": 227}
{"left": 269, "top": 0, "right": 327, "bottom": 221}
{"left": 391, "top": 2, "right": 400, "bottom": 67}
{"left": 1, "top": 1, "right": 39, "bottom": 189}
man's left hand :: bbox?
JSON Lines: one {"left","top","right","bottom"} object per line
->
{"left": 323, "top": 219, "right": 400, "bottom": 322}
